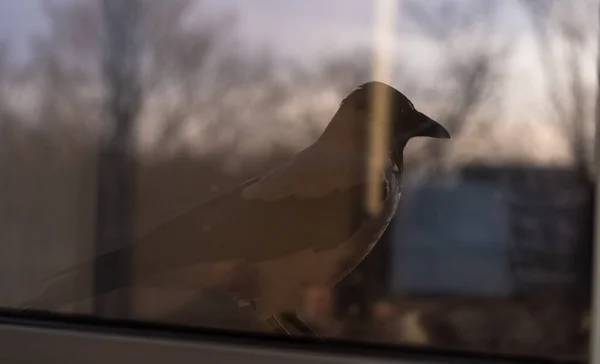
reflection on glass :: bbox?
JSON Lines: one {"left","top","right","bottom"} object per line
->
{"left": 0, "top": 0, "right": 595, "bottom": 360}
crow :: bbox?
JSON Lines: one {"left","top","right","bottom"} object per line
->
{"left": 24, "top": 81, "right": 450, "bottom": 336}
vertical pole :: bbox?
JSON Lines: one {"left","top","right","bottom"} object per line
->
{"left": 588, "top": 2, "right": 600, "bottom": 362}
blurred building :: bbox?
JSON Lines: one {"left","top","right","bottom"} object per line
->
{"left": 391, "top": 175, "right": 513, "bottom": 297}
{"left": 334, "top": 163, "right": 592, "bottom": 321}
{"left": 391, "top": 164, "right": 591, "bottom": 297}
{"left": 460, "top": 164, "right": 591, "bottom": 297}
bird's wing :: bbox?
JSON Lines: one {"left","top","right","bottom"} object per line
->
{"left": 241, "top": 141, "right": 389, "bottom": 200}
{"left": 26, "top": 147, "right": 395, "bottom": 309}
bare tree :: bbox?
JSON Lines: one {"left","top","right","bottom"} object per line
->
{"left": 519, "top": 1, "right": 596, "bottom": 269}
{"left": 318, "top": 50, "right": 373, "bottom": 96}
{"left": 92, "top": 0, "right": 142, "bottom": 317}
{"left": 0, "top": 42, "right": 14, "bottom": 124}
{"left": 8, "top": 0, "right": 308, "bottom": 324}
{"left": 514, "top": 1, "right": 597, "bottom": 353}
{"left": 519, "top": 0, "right": 597, "bottom": 179}
{"left": 402, "top": 0, "right": 510, "bottom": 174}
{"left": 592, "top": 2, "right": 600, "bottom": 360}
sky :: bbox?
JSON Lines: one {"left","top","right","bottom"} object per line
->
{"left": 0, "top": 0, "right": 376, "bottom": 60}
{"left": 0, "top": 0, "right": 48, "bottom": 60}
{"left": 0, "top": 0, "right": 558, "bottom": 104}
{"left": 0, "top": 0, "right": 597, "bottom": 164}
{"left": 1, "top": 0, "right": 588, "bottom": 97}
{"left": 200, "top": 0, "right": 525, "bottom": 58}
{"left": 0, "top": 0, "right": 528, "bottom": 62}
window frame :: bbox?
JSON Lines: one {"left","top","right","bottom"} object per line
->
{"left": 0, "top": 309, "right": 585, "bottom": 364}
{"left": 587, "top": 35, "right": 600, "bottom": 364}
{"left": 1, "top": 1, "right": 599, "bottom": 362}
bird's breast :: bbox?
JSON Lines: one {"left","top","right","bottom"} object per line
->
{"left": 247, "top": 182, "right": 400, "bottom": 317}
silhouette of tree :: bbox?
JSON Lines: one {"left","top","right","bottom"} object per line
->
{"left": 92, "top": 0, "right": 142, "bottom": 318}
{"left": 509, "top": 0, "right": 596, "bottom": 353}
{"left": 402, "top": 0, "right": 511, "bottom": 175}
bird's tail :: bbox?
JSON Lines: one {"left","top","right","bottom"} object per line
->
{"left": 20, "top": 246, "right": 135, "bottom": 311}
{"left": 20, "top": 262, "right": 95, "bottom": 311}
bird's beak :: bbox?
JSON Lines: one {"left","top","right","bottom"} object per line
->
{"left": 391, "top": 111, "right": 450, "bottom": 172}
{"left": 414, "top": 111, "right": 451, "bottom": 139}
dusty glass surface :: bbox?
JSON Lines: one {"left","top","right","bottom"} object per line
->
{"left": 0, "top": 0, "right": 595, "bottom": 360}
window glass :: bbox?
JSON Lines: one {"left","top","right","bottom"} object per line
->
{"left": 0, "top": 0, "right": 595, "bottom": 360}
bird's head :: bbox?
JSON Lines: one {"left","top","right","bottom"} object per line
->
{"left": 321, "top": 81, "right": 450, "bottom": 170}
